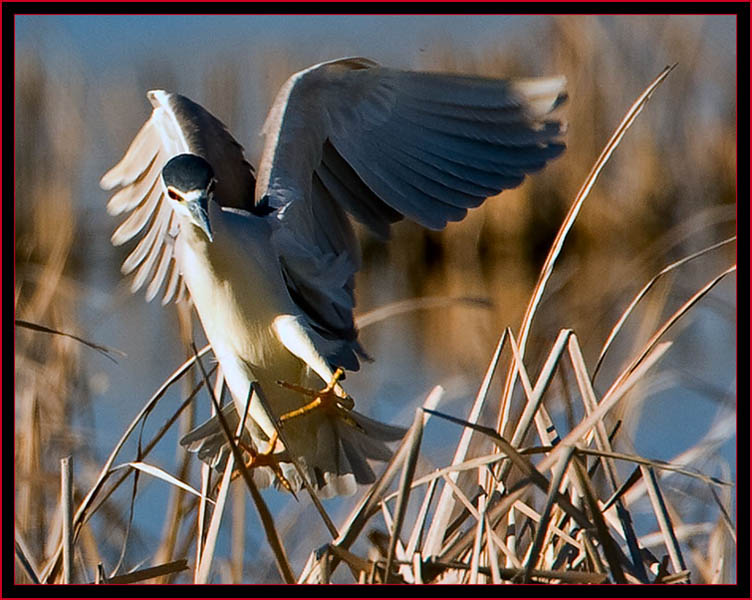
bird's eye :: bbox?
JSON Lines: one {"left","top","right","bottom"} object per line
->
{"left": 167, "top": 188, "right": 182, "bottom": 201}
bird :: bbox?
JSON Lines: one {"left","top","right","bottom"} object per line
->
{"left": 100, "top": 56, "right": 567, "bottom": 498}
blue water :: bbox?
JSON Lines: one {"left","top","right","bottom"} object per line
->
{"left": 14, "top": 13, "right": 737, "bottom": 583}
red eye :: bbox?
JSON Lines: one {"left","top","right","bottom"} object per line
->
{"left": 167, "top": 188, "right": 181, "bottom": 201}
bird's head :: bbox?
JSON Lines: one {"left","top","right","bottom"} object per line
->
{"left": 162, "top": 154, "right": 216, "bottom": 242}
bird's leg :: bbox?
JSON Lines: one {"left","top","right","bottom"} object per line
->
{"left": 225, "top": 433, "right": 292, "bottom": 492}
{"left": 275, "top": 367, "right": 359, "bottom": 428}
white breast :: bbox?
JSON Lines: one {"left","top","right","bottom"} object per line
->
{"left": 174, "top": 204, "right": 307, "bottom": 437}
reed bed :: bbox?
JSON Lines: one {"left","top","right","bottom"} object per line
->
{"left": 14, "top": 15, "right": 736, "bottom": 585}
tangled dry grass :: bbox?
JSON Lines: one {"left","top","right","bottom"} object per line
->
{"left": 14, "top": 15, "right": 736, "bottom": 586}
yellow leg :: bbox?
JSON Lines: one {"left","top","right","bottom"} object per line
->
{"left": 275, "top": 367, "right": 356, "bottom": 424}
{"left": 220, "top": 367, "right": 356, "bottom": 495}
{"left": 221, "top": 432, "right": 292, "bottom": 493}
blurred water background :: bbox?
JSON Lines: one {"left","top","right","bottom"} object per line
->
{"left": 14, "top": 14, "right": 736, "bottom": 583}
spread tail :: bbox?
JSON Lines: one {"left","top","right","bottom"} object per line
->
{"left": 180, "top": 405, "right": 406, "bottom": 498}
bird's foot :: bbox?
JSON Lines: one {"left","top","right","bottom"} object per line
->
{"left": 275, "top": 367, "right": 358, "bottom": 427}
{"left": 227, "top": 433, "right": 293, "bottom": 493}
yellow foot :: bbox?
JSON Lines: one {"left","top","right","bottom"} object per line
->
{"left": 275, "top": 367, "right": 359, "bottom": 428}
{"left": 224, "top": 433, "right": 293, "bottom": 493}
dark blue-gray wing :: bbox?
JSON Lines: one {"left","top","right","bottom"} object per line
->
{"left": 259, "top": 58, "right": 566, "bottom": 368}
{"left": 258, "top": 57, "right": 566, "bottom": 232}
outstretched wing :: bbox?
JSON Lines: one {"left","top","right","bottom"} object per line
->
{"left": 100, "top": 90, "right": 256, "bottom": 304}
{"left": 259, "top": 57, "right": 567, "bottom": 369}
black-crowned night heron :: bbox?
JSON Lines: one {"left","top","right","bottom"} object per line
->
{"left": 100, "top": 57, "right": 566, "bottom": 498}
